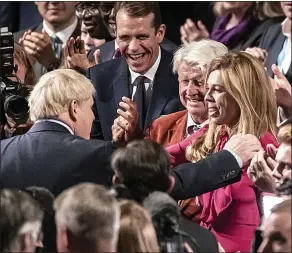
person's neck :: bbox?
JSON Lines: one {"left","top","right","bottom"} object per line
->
{"left": 226, "top": 7, "right": 250, "bottom": 30}
{"left": 191, "top": 114, "right": 208, "bottom": 125}
{"left": 45, "top": 15, "right": 76, "bottom": 33}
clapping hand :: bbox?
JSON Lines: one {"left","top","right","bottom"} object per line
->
{"left": 270, "top": 64, "right": 291, "bottom": 113}
{"left": 180, "top": 19, "right": 209, "bottom": 44}
{"left": 112, "top": 97, "right": 143, "bottom": 143}
{"left": 19, "top": 29, "right": 57, "bottom": 68}
{"left": 247, "top": 149, "right": 278, "bottom": 193}
{"left": 63, "top": 36, "right": 100, "bottom": 70}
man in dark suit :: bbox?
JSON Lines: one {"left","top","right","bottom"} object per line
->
{"left": 0, "top": 69, "right": 115, "bottom": 196}
{"left": 86, "top": 1, "right": 177, "bottom": 63}
{"left": 14, "top": 2, "right": 81, "bottom": 80}
{"left": 111, "top": 137, "right": 262, "bottom": 252}
{"left": 88, "top": 2, "right": 183, "bottom": 140}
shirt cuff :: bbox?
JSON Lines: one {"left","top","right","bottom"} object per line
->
{"left": 223, "top": 148, "right": 243, "bottom": 168}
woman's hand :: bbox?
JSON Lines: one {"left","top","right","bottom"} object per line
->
{"left": 180, "top": 19, "right": 209, "bottom": 44}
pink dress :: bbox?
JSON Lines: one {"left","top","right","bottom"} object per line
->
{"left": 166, "top": 128, "right": 279, "bottom": 252}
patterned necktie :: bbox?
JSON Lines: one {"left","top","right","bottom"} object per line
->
{"left": 50, "top": 35, "right": 62, "bottom": 59}
{"left": 133, "top": 76, "right": 147, "bottom": 130}
{"left": 187, "top": 124, "right": 201, "bottom": 136}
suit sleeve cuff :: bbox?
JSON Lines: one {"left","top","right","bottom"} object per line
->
{"left": 223, "top": 148, "right": 243, "bottom": 168}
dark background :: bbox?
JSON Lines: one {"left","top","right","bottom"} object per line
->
{"left": 0, "top": 1, "right": 216, "bottom": 46}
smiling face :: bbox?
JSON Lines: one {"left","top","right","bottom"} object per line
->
{"left": 205, "top": 70, "right": 240, "bottom": 128}
{"left": 178, "top": 62, "right": 208, "bottom": 122}
{"left": 116, "top": 10, "right": 165, "bottom": 74}
{"left": 36, "top": 2, "right": 76, "bottom": 26}
{"left": 281, "top": 1, "right": 292, "bottom": 19}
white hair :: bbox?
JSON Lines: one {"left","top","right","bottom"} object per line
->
{"left": 173, "top": 39, "right": 228, "bottom": 73}
{"left": 28, "top": 69, "right": 95, "bottom": 122}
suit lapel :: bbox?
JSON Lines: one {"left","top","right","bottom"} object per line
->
{"left": 145, "top": 49, "right": 177, "bottom": 129}
{"left": 102, "top": 40, "right": 115, "bottom": 62}
{"left": 267, "top": 29, "right": 286, "bottom": 76}
{"left": 112, "top": 59, "right": 131, "bottom": 108}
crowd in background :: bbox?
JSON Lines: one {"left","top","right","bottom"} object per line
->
{"left": 0, "top": 1, "right": 291, "bottom": 253}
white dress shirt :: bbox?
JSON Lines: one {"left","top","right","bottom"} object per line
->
{"left": 129, "top": 47, "right": 161, "bottom": 104}
{"left": 278, "top": 18, "right": 291, "bottom": 75}
{"left": 185, "top": 113, "right": 208, "bottom": 137}
{"left": 43, "top": 17, "right": 78, "bottom": 47}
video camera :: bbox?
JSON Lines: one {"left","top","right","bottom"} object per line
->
{"left": 0, "top": 27, "right": 30, "bottom": 126}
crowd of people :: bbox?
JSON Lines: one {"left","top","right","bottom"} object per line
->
{"left": 0, "top": 1, "right": 291, "bottom": 253}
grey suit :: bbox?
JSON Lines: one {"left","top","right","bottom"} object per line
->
{"left": 14, "top": 22, "right": 81, "bottom": 81}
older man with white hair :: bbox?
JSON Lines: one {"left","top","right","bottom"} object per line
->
{"left": 0, "top": 69, "right": 115, "bottom": 196}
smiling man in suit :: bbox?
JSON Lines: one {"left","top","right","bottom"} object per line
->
{"left": 88, "top": 2, "right": 183, "bottom": 140}
{"left": 87, "top": 1, "right": 177, "bottom": 63}
{"left": 14, "top": 1, "right": 81, "bottom": 80}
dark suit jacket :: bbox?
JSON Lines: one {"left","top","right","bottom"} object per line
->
{"left": 180, "top": 217, "right": 219, "bottom": 252}
{"left": 170, "top": 150, "right": 241, "bottom": 200}
{"left": 0, "top": 121, "right": 115, "bottom": 196}
{"left": 259, "top": 22, "right": 292, "bottom": 83}
{"left": 239, "top": 16, "right": 285, "bottom": 50}
{"left": 87, "top": 48, "right": 183, "bottom": 140}
{"left": 88, "top": 38, "right": 178, "bottom": 63}
{"left": 14, "top": 22, "right": 81, "bottom": 80}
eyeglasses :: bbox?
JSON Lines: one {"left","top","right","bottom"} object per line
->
{"left": 75, "top": 2, "right": 114, "bottom": 15}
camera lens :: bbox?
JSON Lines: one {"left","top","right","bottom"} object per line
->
{"left": 4, "top": 95, "right": 29, "bottom": 124}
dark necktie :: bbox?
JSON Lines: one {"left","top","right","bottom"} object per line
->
{"left": 113, "top": 48, "right": 121, "bottom": 59}
{"left": 50, "top": 35, "right": 62, "bottom": 59}
{"left": 133, "top": 76, "right": 146, "bottom": 130}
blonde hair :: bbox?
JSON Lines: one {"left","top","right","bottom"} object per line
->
{"left": 173, "top": 39, "right": 228, "bottom": 74}
{"left": 28, "top": 69, "right": 95, "bottom": 122}
{"left": 278, "top": 124, "right": 292, "bottom": 145}
{"left": 118, "top": 200, "right": 160, "bottom": 253}
{"left": 14, "top": 43, "right": 36, "bottom": 86}
{"left": 213, "top": 2, "right": 283, "bottom": 20}
{"left": 54, "top": 183, "right": 120, "bottom": 248}
{"left": 186, "top": 52, "right": 277, "bottom": 161}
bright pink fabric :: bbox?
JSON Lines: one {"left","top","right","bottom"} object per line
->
{"left": 199, "top": 131, "right": 279, "bottom": 252}
{"left": 166, "top": 128, "right": 279, "bottom": 252}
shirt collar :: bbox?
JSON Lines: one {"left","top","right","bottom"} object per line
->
{"left": 43, "top": 17, "right": 78, "bottom": 46}
{"left": 281, "top": 18, "right": 291, "bottom": 38}
{"left": 114, "top": 40, "right": 119, "bottom": 50}
{"left": 186, "top": 113, "right": 208, "bottom": 130}
{"left": 129, "top": 47, "right": 161, "bottom": 83}
{"left": 35, "top": 119, "right": 74, "bottom": 135}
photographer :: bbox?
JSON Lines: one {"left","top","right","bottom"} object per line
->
{"left": 1, "top": 43, "right": 36, "bottom": 139}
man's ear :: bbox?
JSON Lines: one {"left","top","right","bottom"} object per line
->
{"left": 68, "top": 100, "right": 79, "bottom": 122}
{"left": 156, "top": 24, "right": 166, "bottom": 44}
{"left": 20, "top": 233, "right": 35, "bottom": 252}
{"left": 167, "top": 175, "right": 175, "bottom": 193}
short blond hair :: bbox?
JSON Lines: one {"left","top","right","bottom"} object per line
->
{"left": 28, "top": 69, "right": 95, "bottom": 122}
{"left": 54, "top": 183, "right": 120, "bottom": 247}
{"left": 173, "top": 39, "right": 228, "bottom": 74}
